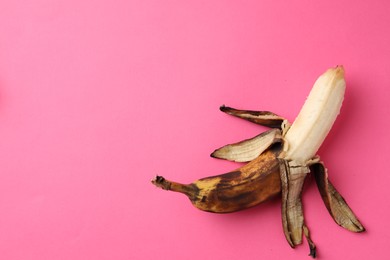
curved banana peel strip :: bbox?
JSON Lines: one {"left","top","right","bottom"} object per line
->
{"left": 311, "top": 162, "right": 365, "bottom": 232}
{"left": 220, "top": 105, "right": 288, "bottom": 129}
{"left": 280, "top": 159, "right": 316, "bottom": 256}
{"left": 211, "top": 129, "right": 283, "bottom": 162}
{"left": 280, "top": 160, "right": 308, "bottom": 247}
{"left": 151, "top": 66, "right": 365, "bottom": 258}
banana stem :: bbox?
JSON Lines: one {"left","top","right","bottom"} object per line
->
{"left": 151, "top": 176, "right": 197, "bottom": 199}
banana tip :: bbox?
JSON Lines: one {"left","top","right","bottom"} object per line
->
{"left": 333, "top": 65, "right": 345, "bottom": 76}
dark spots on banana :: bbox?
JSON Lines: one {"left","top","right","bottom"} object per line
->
{"left": 200, "top": 171, "right": 241, "bottom": 183}
{"left": 185, "top": 184, "right": 200, "bottom": 202}
{"left": 220, "top": 171, "right": 242, "bottom": 181}
{"left": 217, "top": 190, "right": 253, "bottom": 202}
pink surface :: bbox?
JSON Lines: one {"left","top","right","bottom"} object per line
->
{"left": 0, "top": 1, "right": 389, "bottom": 259}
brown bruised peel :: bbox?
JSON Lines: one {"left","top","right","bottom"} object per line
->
{"left": 153, "top": 146, "right": 283, "bottom": 213}
{"left": 151, "top": 66, "right": 365, "bottom": 258}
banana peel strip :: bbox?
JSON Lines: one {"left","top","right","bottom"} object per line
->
{"left": 312, "top": 162, "right": 365, "bottom": 232}
{"left": 220, "top": 105, "right": 287, "bottom": 129}
{"left": 280, "top": 159, "right": 316, "bottom": 257}
{"left": 211, "top": 129, "right": 283, "bottom": 162}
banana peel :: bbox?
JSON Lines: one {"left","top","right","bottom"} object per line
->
{"left": 151, "top": 66, "right": 365, "bottom": 258}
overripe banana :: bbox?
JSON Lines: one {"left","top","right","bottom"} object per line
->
{"left": 151, "top": 66, "right": 365, "bottom": 258}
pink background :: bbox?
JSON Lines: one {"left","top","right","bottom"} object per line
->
{"left": 0, "top": 1, "right": 389, "bottom": 259}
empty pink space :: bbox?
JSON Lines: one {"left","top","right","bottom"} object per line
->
{"left": 0, "top": 0, "right": 389, "bottom": 259}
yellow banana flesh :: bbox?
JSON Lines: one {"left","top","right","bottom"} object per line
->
{"left": 284, "top": 66, "right": 346, "bottom": 164}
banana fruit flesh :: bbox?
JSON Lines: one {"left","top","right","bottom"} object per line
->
{"left": 284, "top": 66, "right": 346, "bottom": 164}
{"left": 151, "top": 66, "right": 365, "bottom": 258}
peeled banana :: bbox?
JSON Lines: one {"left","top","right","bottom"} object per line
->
{"left": 151, "top": 66, "right": 365, "bottom": 258}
